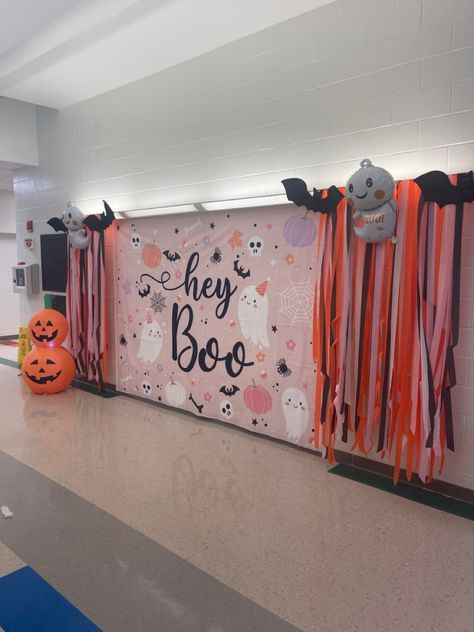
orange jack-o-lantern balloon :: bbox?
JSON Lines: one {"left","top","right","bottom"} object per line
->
{"left": 22, "top": 347, "right": 76, "bottom": 394}
{"left": 28, "top": 309, "right": 68, "bottom": 347}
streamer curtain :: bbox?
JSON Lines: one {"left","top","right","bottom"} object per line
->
{"left": 311, "top": 176, "right": 463, "bottom": 483}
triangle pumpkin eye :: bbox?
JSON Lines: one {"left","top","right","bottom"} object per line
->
{"left": 35, "top": 321, "right": 41, "bottom": 326}
{"left": 46, "top": 359, "right": 55, "bottom": 365}
{"left": 31, "top": 359, "right": 39, "bottom": 365}
{"left": 46, "top": 320, "right": 53, "bottom": 327}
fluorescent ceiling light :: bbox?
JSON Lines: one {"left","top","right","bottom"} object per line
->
{"left": 121, "top": 204, "right": 197, "bottom": 218}
{"left": 201, "top": 194, "right": 290, "bottom": 211}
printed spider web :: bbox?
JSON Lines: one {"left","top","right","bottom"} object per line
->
{"left": 278, "top": 281, "right": 314, "bottom": 325}
{"left": 150, "top": 291, "right": 167, "bottom": 314}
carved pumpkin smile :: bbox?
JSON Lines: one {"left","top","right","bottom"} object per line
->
{"left": 31, "top": 325, "right": 58, "bottom": 343}
{"left": 22, "top": 346, "right": 75, "bottom": 394}
{"left": 25, "top": 357, "right": 62, "bottom": 384}
{"left": 29, "top": 309, "right": 68, "bottom": 348}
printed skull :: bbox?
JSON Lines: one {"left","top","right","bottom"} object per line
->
{"left": 220, "top": 399, "right": 234, "bottom": 419}
{"left": 247, "top": 236, "right": 264, "bottom": 257}
{"left": 142, "top": 380, "right": 152, "bottom": 397}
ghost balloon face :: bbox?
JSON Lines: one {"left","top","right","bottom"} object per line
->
{"left": 62, "top": 205, "right": 84, "bottom": 232}
{"left": 346, "top": 159, "right": 394, "bottom": 213}
{"left": 238, "top": 284, "right": 269, "bottom": 347}
{"left": 282, "top": 387, "right": 309, "bottom": 442}
{"left": 137, "top": 318, "right": 163, "bottom": 363}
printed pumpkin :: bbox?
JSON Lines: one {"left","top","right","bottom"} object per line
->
{"left": 244, "top": 379, "right": 272, "bottom": 414}
{"left": 28, "top": 308, "right": 68, "bottom": 347}
{"left": 142, "top": 242, "right": 162, "bottom": 268}
{"left": 283, "top": 213, "right": 316, "bottom": 247}
{"left": 164, "top": 377, "right": 186, "bottom": 407}
{"left": 22, "top": 347, "right": 76, "bottom": 394}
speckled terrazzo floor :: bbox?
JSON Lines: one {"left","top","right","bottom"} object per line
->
{"left": 0, "top": 362, "right": 472, "bottom": 632}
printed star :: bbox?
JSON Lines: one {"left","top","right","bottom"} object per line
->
{"left": 266, "top": 223, "right": 272, "bottom": 230}
{"left": 174, "top": 227, "right": 179, "bottom": 234}
{"left": 150, "top": 291, "right": 167, "bottom": 314}
{"left": 210, "top": 222, "right": 215, "bottom": 230}
{"left": 271, "top": 325, "right": 278, "bottom": 333}
{"left": 270, "top": 259, "right": 276, "bottom": 266}
{"left": 302, "top": 382, "right": 309, "bottom": 390}
{"left": 252, "top": 419, "right": 258, "bottom": 426}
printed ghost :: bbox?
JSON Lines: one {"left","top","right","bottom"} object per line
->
{"left": 137, "top": 314, "right": 163, "bottom": 363}
{"left": 238, "top": 279, "right": 269, "bottom": 347}
{"left": 282, "top": 387, "right": 309, "bottom": 442}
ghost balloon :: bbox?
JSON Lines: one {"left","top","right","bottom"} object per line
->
{"left": 346, "top": 158, "right": 397, "bottom": 244}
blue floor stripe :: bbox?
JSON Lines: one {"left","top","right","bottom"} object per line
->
{"left": 0, "top": 566, "right": 101, "bottom": 632}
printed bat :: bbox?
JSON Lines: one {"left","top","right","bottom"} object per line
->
{"left": 233, "top": 259, "right": 251, "bottom": 279}
{"left": 138, "top": 283, "right": 151, "bottom": 298}
{"left": 219, "top": 385, "right": 240, "bottom": 397}
{"left": 163, "top": 249, "right": 181, "bottom": 262}
{"left": 282, "top": 179, "right": 344, "bottom": 214}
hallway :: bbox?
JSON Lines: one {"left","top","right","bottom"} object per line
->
{"left": 0, "top": 363, "right": 472, "bottom": 632}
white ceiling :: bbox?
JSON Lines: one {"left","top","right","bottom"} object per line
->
{"left": 0, "top": 0, "right": 334, "bottom": 109}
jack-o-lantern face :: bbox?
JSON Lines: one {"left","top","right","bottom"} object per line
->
{"left": 346, "top": 158, "right": 394, "bottom": 212}
{"left": 22, "top": 347, "right": 76, "bottom": 394}
{"left": 28, "top": 309, "right": 68, "bottom": 347}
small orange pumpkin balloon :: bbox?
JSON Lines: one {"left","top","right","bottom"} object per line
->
{"left": 142, "top": 241, "right": 161, "bottom": 268}
{"left": 28, "top": 308, "right": 69, "bottom": 347}
{"left": 22, "top": 347, "right": 76, "bottom": 394}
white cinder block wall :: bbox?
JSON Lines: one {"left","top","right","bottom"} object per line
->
{"left": 0, "top": 190, "right": 20, "bottom": 336}
{"left": 14, "top": 0, "right": 474, "bottom": 488}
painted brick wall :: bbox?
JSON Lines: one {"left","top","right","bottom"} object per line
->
{"left": 14, "top": 0, "right": 474, "bottom": 487}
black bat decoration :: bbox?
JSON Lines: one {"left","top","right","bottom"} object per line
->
{"left": 48, "top": 199, "right": 115, "bottom": 235}
{"left": 47, "top": 217, "right": 68, "bottom": 232}
{"left": 138, "top": 283, "right": 151, "bottom": 298}
{"left": 163, "top": 249, "right": 181, "bottom": 262}
{"left": 233, "top": 259, "right": 251, "bottom": 279}
{"left": 219, "top": 385, "right": 240, "bottom": 397}
{"left": 415, "top": 170, "right": 474, "bottom": 208}
{"left": 282, "top": 179, "right": 344, "bottom": 214}
{"left": 83, "top": 200, "right": 115, "bottom": 231}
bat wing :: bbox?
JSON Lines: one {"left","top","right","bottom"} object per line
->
{"left": 231, "top": 385, "right": 240, "bottom": 395}
{"left": 415, "top": 170, "right": 474, "bottom": 208}
{"left": 47, "top": 217, "right": 67, "bottom": 233}
{"left": 282, "top": 178, "right": 318, "bottom": 210}
{"left": 219, "top": 386, "right": 227, "bottom": 395}
{"left": 83, "top": 200, "right": 115, "bottom": 231}
{"left": 321, "top": 186, "right": 344, "bottom": 213}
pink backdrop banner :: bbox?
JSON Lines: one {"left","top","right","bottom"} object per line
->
{"left": 114, "top": 206, "right": 319, "bottom": 449}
